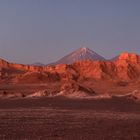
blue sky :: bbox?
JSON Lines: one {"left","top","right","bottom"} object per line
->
{"left": 0, "top": 0, "right": 140, "bottom": 64}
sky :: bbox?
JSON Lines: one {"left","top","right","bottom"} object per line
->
{"left": 0, "top": 0, "right": 140, "bottom": 64}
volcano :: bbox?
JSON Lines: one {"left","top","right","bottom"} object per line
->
{"left": 49, "top": 47, "right": 105, "bottom": 65}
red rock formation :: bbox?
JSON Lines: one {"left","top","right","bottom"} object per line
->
{"left": 116, "top": 52, "right": 140, "bottom": 80}
{"left": 118, "top": 52, "right": 140, "bottom": 63}
{"left": 17, "top": 72, "right": 60, "bottom": 84}
{"left": 0, "top": 52, "right": 140, "bottom": 84}
{"left": 72, "top": 60, "right": 117, "bottom": 80}
{"left": 59, "top": 80, "right": 96, "bottom": 97}
{"left": 0, "top": 59, "right": 10, "bottom": 68}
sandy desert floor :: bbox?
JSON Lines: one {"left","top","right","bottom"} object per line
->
{"left": 0, "top": 97, "right": 140, "bottom": 140}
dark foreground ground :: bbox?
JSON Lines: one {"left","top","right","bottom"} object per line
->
{"left": 0, "top": 97, "right": 140, "bottom": 140}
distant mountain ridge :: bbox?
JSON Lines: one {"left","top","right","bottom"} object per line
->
{"left": 31, "top": 62, "right": 45, "bottom": 66}
{"left": 49, "top": 47, "right": 106, "bottom": 65}
{"left": 110, "top": 55, "right": 119, "bottom": 61}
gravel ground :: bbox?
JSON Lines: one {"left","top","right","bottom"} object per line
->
{"left": 0, "top": 97, "right": 140, "bottom": 140}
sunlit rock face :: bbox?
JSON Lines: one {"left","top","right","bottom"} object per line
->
{"left": 118, "top": 52, "right": 140, "bottom": 63}
{"left": 115, "top": 53, "right": 140, "bottom": 80}
{"left": 71, "top": 53, "right": 140, "bottom": 81}
{"left": 0, "top": 52, "right": 140, "bottom": 84}
{"left": 72, "top": 60, "right": 117, "bottom": 80}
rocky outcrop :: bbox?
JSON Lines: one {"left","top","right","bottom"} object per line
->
{"left": 58, "top": 80, "right": 96, "bottom": 97}
{"left": 112, "top": 90, "right": 140, "bottom": 102}
{"left": 115, "top": 53, "right": 140, "bottom": 80}
{"left": 72, "top": 60, "right": 117, "bottom": 80}
{"left": 127, "top": 90, "right": 140, "bottom": 101}
{"left": 27, "top": 90, "right": 53, "bottom": 97}
{"left": 118, "top": 52, "right": 140, "bottom": 63}
{"left": 16, "top": 72, "right": 60, "bottom": 84}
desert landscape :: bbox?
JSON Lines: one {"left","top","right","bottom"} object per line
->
{"left": 0, "top": 47, "right": 140, "bottom": 139}
{"left": 0, "top": 1, "right": 140, "bottom": 139}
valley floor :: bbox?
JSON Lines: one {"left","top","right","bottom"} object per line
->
{"left": 0, "top": 97, "right": 140, "bottom": 140}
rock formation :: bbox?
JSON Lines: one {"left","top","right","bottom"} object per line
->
{"left": 0, "top": 52, "right": 139, "bottom": 84}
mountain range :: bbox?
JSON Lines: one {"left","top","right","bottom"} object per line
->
{"left": 0, "top": 49, "right": 140, "bottom": 98}
{"left": 32, "top": 47, "right": 120, "bottom": 66}
{"left": 0, "top": 50, "right": 140, "bottom": 82}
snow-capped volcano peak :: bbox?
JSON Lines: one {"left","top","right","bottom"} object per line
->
{"left": 49, "top": 47, "right": 106, "bottom": 65}
{"left": 80, "top": 47, "right": 88, "bottom": 52}
{"left": 77, "top": 47, "right": 97, "bottom": 54}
